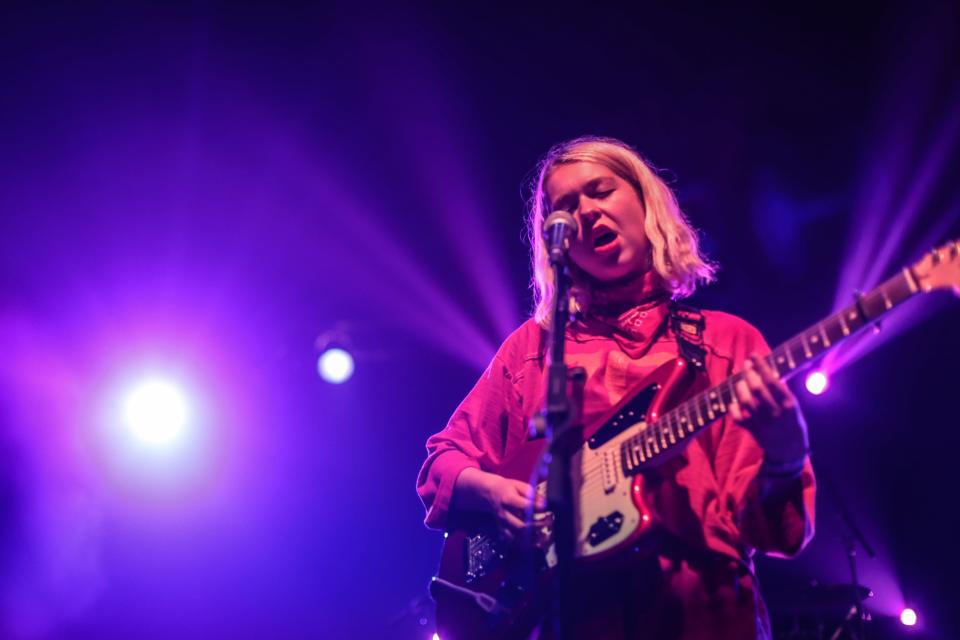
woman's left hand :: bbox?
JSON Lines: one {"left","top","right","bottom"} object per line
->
{"left": 728, "top": 352, "right": 809, "bottom": 470}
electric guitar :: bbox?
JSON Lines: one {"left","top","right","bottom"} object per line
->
{"left": 430, "top": 241, "right": 960, "bottom": 640}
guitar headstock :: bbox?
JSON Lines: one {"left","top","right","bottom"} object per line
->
{"left": 911, "top": 240, "right": 960, "bottom": 295}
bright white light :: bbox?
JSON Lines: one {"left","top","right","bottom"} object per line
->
{"left": 122, "top": 379, "right": 189, "bottom": 444}
{"left": 805, "top": 371, "right": 829, "bottom": 395}
{"left": 318, "top": 348, "right": 354, "bottom": 384}
{"left": 900, "top": 608, "right": 917, "bottom": 627}
{"left": 432, "top": 634, "right": 440, "bottom": 640}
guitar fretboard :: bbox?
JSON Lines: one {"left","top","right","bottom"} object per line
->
{"left": 619, "top": 268, "right": 920, "bottom": 475}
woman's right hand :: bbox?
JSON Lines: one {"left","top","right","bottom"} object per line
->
{"left": 453, "top": 468, "right": 543, "bottom": 540}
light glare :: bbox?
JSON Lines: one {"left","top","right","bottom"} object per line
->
{"left": 123, "top": 379, "right": 189, "bottom": 444}
{"left": 805, "top": 371, "right": 829, "bottom": 395}
{"left": 900, "top": 608, "right": 917, "bottom": 627}
{"left": 318, "top": 348, "right": 355, "bottom": 383}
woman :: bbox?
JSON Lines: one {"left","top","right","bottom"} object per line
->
{"left": 417, "top": 136, "right": 815, "bottom": 639}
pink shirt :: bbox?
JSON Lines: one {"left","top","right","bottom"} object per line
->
{"left": 417, "top": 297, "right": 815, "bottom": 638}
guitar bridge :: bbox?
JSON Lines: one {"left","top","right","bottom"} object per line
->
{"left": 465, "top": 534, "right": 502, "bottom": 583}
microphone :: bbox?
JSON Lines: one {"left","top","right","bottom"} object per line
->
{"left": 543, "top": 210, "right": 579, "bottom": 264}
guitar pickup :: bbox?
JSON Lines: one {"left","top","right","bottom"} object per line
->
{"left": 587, "top": 511, "right": 624, "bottom": 547}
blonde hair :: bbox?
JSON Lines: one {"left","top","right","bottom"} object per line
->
{"left": 526, "top": 136, "right": 716, "bottom": 326}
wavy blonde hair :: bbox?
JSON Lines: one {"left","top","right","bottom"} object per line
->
{"left": 527, "top": 136, "right": 716, "bottom": 326}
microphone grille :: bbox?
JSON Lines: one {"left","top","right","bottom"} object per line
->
{"left": 543, "top": 210, "right": 578, "bottom": 234}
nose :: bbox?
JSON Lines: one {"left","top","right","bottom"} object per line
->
{"left": 575, "top": 198, "right": 602, "bottom": 230}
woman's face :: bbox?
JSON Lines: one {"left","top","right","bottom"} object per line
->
{"left": 545, "top": 161, "right": 651, "bottom": 284}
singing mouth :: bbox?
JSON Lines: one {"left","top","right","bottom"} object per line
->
{"left": 593, "top": 230, "right": 617, "bottom": 248}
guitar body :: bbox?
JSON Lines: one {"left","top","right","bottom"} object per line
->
{"left": 429, "top": 239, "right": 960, "bottom": 639}
{"left": 432, "top": 357, "right": 707, "bottom": 640}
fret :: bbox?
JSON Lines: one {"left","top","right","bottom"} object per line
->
{"left": 766, "top": 353, "right": 784, "bottom": 378}
{"left": 693, "top": 400, "right": 704, "bottom": 427}
{"left": 658, "top": 424, "right": 668, "bottom": 450}
{"left": 674, "top": 412, "right": 686, "bottom": 438}
{"left": 845, "top": 308, "right": 861, "bottom": 329}
{"left": 880, "top": 286, "right": 893, "bottom": 310}
{"left": 683, "top": 405, "right": 694, "bottom": 433}
{"left": 766, "top": 353, "right": 784, "bottom": 379}
{"left": 902, "top": 267, "right": 919, "bottom": 294}
{"left": 808, "top": 330, "right": 821, "bottom": 351}
{"left": 818, "top": 322, "right": 831, "bottom": 347}
{"left": 799, "top": 332, "right": 812, "bottom": 359}
{"left": 634, "top": 439, "right": 645, "bottom": 464}
{"left": 711, "top": 388, "right": 726, "bottom": 413}
{"left": 704, "top": 394, "right": 715, "bottom": 421}
{"left": 784, "top": 343, "right": 797, "bottom": 369}
{"left": 666, "top": 417, "right": 677, "bottom": 444}
{"left": 649, "top": 429, "right": 660, "bottom": 455}
{"left": 824, "top": 317, "right": 845, "bottom": 344}
{"left": 725, "top": 377, "right": 739, "bottom": 407}
{"left": 838, "top": 312, "right": 850, "bottom": 336}
{"left": 642, "top": 431, "right": 653, "bottom": 459}
{"left": 773, "top": 349, "right": 791, "bottom": 372}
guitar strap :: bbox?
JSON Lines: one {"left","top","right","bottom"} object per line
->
{"left": 669, "top": 301, "right": 707, "bottom": 372}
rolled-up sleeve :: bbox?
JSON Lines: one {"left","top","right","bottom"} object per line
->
{"left": 416, "top": 350, "right": 525, "bottom": 530}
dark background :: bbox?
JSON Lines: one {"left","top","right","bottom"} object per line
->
{"left": 1, "top": 1, "right": 958, "bottom": 638}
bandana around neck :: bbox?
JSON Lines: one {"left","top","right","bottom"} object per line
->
{"left": 572, "top": 270, "right": 672, "bottom": 344}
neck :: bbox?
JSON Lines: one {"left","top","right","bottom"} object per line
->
{"left": 578, "top": 270, "right": 668, "bottom": 316}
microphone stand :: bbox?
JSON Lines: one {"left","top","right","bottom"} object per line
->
{"left": 824, "top": 475, "right": 876, "bottom": 640}
{"left": 540, "top": 251, "right": 585, "bottom": 640}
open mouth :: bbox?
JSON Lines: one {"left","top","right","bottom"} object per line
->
{"left": 593, "top": 230, "right": 618, "bottom": 249}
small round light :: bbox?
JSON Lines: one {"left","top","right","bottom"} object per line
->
{"left": 900, "top": 608, "right": 917, "bottom": 627}
{"left": 805, "top": 371, "right": 829, "bottom": 395}
{"left": 317, "top": 348, "right": 355, "bottom": 384}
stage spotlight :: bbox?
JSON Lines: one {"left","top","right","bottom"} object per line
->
{"left": 804, "top": 370, "right": 829, "bottom": 395}
{"left": 317, "top": 347, "right": 355, "bottom": 384}
{"left": 122, "top": 378, "right": 190, "bottom": 445}
{"left": 900, "top": 607, "right": 917, "bottom": 627}
{"left": 432, "top": 634, "right": 440, "bottom": 640}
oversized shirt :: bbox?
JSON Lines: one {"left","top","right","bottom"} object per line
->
{"left": 417, "top": 296, "right": 815, "bottom": 639}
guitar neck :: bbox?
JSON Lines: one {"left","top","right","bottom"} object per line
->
{"left": 620, "top": 267, "right": 923, "bottom": 473}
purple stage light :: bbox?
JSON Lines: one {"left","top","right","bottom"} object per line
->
{"left": 317, "top": 348, "right": 355, "bottom": 384}
{"left": 804, "top": 371, "right": 829, "bottom": 395}
{"left": 122, "top": 378, "right": 190, "bottom": 445}
{"left": 900, "top": 607, "right": 917, "bottom": 626}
